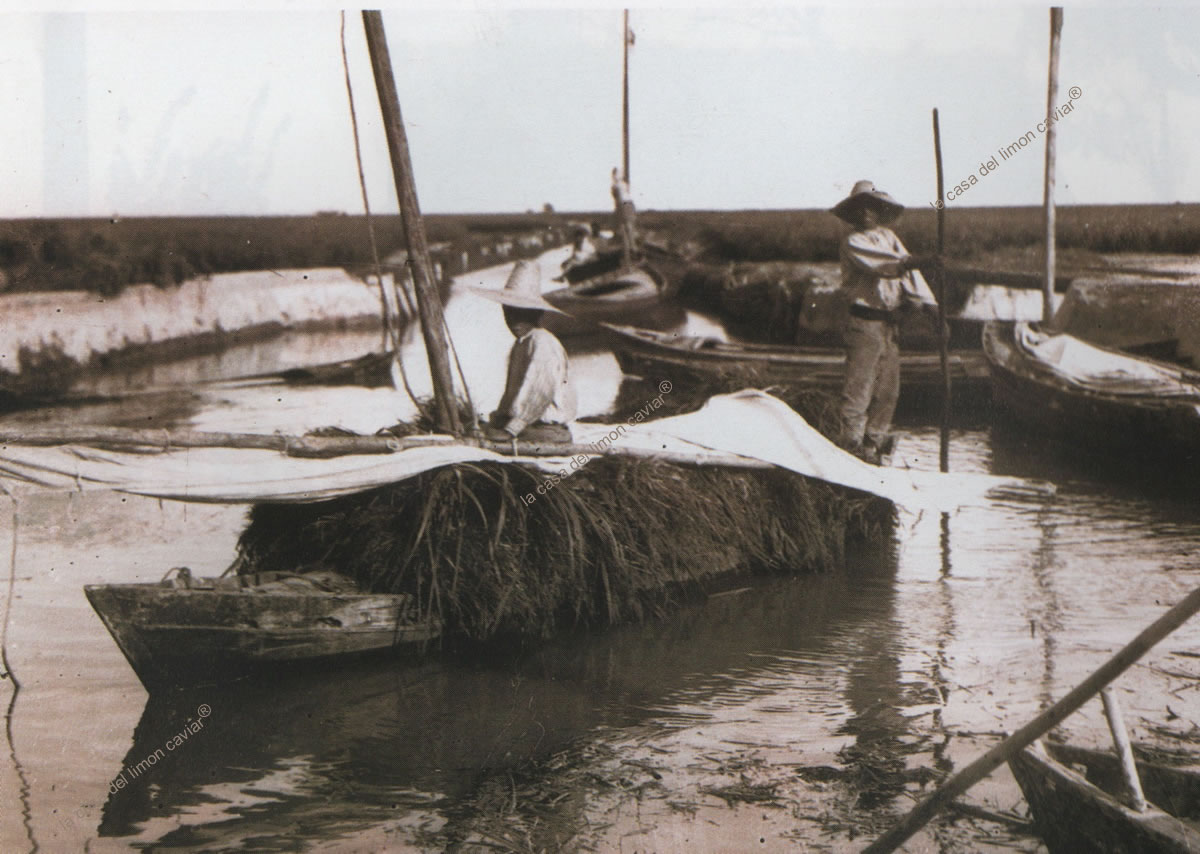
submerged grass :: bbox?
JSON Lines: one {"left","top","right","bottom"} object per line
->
{"left": 236, "top": 456, "right": 888, "bottom": 642}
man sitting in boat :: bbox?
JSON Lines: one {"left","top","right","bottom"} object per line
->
{"left": 831, "top": 180, "right": 941, "bottom": 464}
{"left": 472, "top": 260, "right": 577, "bottom": 444}
{"left": 559, "top": 223, "right": 599, "bottom": 277}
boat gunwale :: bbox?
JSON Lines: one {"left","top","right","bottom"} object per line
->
{"left": 983, "top": 320, "right": 1200, "bottom": 412}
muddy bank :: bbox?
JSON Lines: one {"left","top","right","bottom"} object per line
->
{"left": 0, "top": 267, "right": 394, "bottom": 396}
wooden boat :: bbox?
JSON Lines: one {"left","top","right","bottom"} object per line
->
{"left": 1009, "top": 739, "right": 1200, "bottom": 853}
{"left": 85, "top": 568, "right": 440, "bottom": 689}
{"left": 547, "top": 264, "right": 663, "bottom": 320}
{"left": 545, "top": 245, "right": 686, "bottom": 338}
{"left": 604, "top": 322, "right": 992, "bottom": 400}
{"left": 983, "top": 320, "right": 1200, "bottom": 457}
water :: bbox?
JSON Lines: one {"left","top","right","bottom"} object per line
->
{"left": 1, "top": 259, "right": 1199, "bottom": 852}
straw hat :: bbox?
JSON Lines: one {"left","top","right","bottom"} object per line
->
{"left": 831, "top": 180, "right": 905, "bottom": 224}
{"left": 469, "top": 260, "right": 568, "bottom": 314}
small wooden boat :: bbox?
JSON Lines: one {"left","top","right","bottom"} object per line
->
{"left": 544, "top": 244, "right": 687, "bottom": 337}
{"left": 1009, "top": 740, "right": 1200, "bottom": 853}
{"left": 85, "top": 568, "right": 440, "bottom": 689}
{"left": 983, "top": 320, "right": 1200, "bottom": 457}
{"left": 546, "top": 265, "right": 663, "bottom": 320}
{"left": 604, "top": 323, "right": 992, "bottom": 399}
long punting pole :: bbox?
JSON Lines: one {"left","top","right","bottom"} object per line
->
{"left": 362, "top": 10, "right": 463, "bottom": 435}
{"left": 622, "top": 9, "right": 631, "bottom": 183}
{"left": 932, "top": 108, "right": 950, "bottom": 474}
{"left": 1042, "top": 8, "right": 1063, "bottom": 324}
{"left": 862, "top": 581, "right": 1200, "bottom": 853}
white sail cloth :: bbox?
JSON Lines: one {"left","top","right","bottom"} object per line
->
{"left": 0, "top": 390, "right": 1046, "bottom": 511}
{"left": 1017, "top": 322, "right": 1200, "bottom": 401}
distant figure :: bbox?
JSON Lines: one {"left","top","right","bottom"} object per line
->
{"left": 471, "top": 260, "right": 577, "bottom": 444}
{"left": 611, "top": 167, "right": 637, "bottom": 268}
{"left": 559, "top": 223, "right": 599, "bottom": 278}
{"left": 830, "top": 180, "right": 940, "bottom": 463}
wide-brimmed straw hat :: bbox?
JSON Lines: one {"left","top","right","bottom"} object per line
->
{"left": 469, "top": 260, "right": 568, "bottom": 314}
{"left": 831, "top": 180, "right": 905, "bottom": 224}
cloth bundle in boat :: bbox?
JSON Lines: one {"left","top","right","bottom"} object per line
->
{"left": 1017, "top": 322, "right": 1200, "bottom": 401}
{"left": 0, "top": 390, "right": 1046, "bottom": 511}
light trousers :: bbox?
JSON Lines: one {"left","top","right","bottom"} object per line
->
{"left": 840, "top": 315, "right": 900, "bottom": 448}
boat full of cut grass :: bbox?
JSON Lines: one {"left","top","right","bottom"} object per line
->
{"left": 235, "top": 455, "right": 890, "bottom": 643}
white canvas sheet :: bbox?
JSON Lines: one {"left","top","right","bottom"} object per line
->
{"left": 1017, "top": 322, "right": 1200, "bottom": 400}
{"left": 0, "top": 390, "right": 1046, "bottom": 511}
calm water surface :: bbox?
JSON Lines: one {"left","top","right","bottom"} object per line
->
{"left": 1, "top": 261, "right": 1198, "bottom": 852}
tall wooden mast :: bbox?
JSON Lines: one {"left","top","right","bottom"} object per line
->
{"left": 622, "top": 9, "right": 631, "bottom": 184}
{"left": 362, "top": 10, "right": 463, "bottom": 435}
{"left": 1042, "top": 8, "right": 1063, "bottom": 324}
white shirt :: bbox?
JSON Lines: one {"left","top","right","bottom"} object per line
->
{"left": 495, "top": 328, "right": 577, "bottom": 435}
{"left": 840, "top": 226, "right": 937, "bottom": 312}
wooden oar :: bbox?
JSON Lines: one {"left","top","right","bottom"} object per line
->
{"left": 862, "top": 581, "right": 1200, "bottom": 853}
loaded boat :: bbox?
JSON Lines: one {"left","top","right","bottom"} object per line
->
{"left": 983, "top": 319, "right": 1200, "bottom": 459}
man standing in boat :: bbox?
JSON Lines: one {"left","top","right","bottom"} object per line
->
{"left": 472, "top": 260, "right": 577, "bottom": 444}
{"left": 831, "top": 180, "right": 940, "bottom": 464}
{"left": 611, "top": 167, "right": 638, "bottom": 268}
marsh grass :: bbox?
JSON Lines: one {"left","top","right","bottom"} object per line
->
{"left": 236, "top": 457, "right": 888, "bottom": 642}
{"left": 639, "top": 203, "right": 1200, "bottom": 264}
{"left": 6, "top": 204, "right": 1197, "bottom": 296}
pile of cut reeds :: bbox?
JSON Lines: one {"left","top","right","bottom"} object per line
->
{"left": 236, "top": 455, "right": 889, "bottom": 642}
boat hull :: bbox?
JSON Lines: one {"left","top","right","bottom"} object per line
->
{"left": 1009, "top": 741, "right": 1200, "bottom": 854}
{"left": 85, "top": 573, "right": 439, "bottom": 689}
{"left": 605, "top": 323, "right": 992, "bottom": 406}
{"left": 546, "top": 245, "right": 687, "bottom": 337}
{"left": 983, "top": 320, "right": 1200, "bottom": 460}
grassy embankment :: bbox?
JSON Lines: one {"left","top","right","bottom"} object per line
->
{"left": 5, "top": 204, "right": 1198, "bottom": 297}
{"left": 0, "top": 212, "right": 565, "bottom": 295}
{"left": 636, "top": 204, "right": 1200, "bottom": 343}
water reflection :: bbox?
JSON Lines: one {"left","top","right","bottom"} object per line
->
{"left": 97, "top": 547, "right": 907, "bottom": 850}
{"left": 4, "top": 268, "right": 1200, "bottom": 850}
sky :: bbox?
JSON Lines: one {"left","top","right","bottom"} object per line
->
{"left": 3, "top": 2, "right": 1200, "bottom": 218}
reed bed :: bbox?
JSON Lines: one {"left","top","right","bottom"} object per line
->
{"left": 236, "top": 456, "right": 888, "bottom": 642}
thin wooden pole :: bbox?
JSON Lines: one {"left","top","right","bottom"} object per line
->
{"left": 362, "top": 10, "right": 463, "bottom": 436}
{"left": 932, "top": 108, "right": 950, "bottom": 474}
{"left": 622, "top": 9, "right": 631, "bottom": 185}
{"left": 1042, "top": 8, "right": 1063, "bottom": 324}
{"left": 862, "top": 582, "right": 1200, "bottom": 853}
{"left": 1100, "top": 686, "right": 1148, "bottom": 812}
{"left": 0, "top": 424, "right": 777, "bottom": 468}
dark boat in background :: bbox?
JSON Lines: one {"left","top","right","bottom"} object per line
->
{"left": 983, "top": 320, "right": 1200, "bottom": 459}
{"left": 85, "top": 568, "right": 440, "bottom": 689}
{"left": 605, "top": 322, "right": 992, "bottom": 403}
{"left": 1009, "top": 740, "right": 1200, "bottom": 853}
{"left": 544, "top": 244, "right": 688, "bottom": 337}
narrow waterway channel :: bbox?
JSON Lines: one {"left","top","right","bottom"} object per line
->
{"left": 0, "top": 254, "right": 1197, "bottom": 852}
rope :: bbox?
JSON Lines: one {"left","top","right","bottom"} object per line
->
{"left": 0, "top": 482, "right": 20, "bottom": 692}
{"left": 339, "top": 11, "right": 421, "bottom": 411}
{"left": 444, "top": 312, "right": 479, "bottom": 432}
